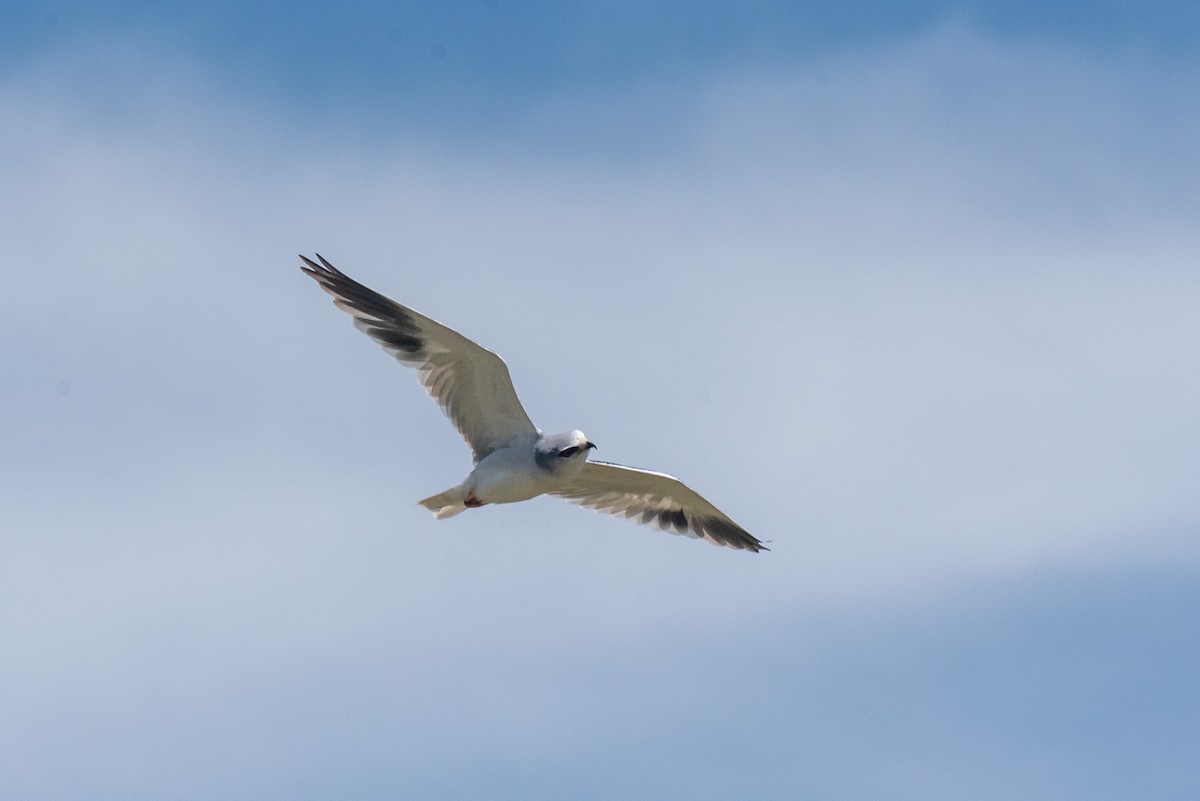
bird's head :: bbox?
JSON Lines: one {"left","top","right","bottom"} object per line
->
{"left": 536, "top": 430, "right": 597, "bottom": 475}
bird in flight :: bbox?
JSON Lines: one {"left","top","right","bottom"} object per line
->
{"left": 300, "top": 254, "right": 765, "bottom": 552}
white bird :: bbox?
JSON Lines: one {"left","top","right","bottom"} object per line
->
{"left": 300, "top": 254, "right": 765, "bottom": 552}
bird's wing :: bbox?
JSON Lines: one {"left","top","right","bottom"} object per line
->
{"left": 550, "top": 461, "right": 765, "bottom": 552}
{"left": 300, "top": 254, "right": 537, "bottom": 462}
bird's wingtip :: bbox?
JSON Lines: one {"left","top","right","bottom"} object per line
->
{"left": 298, "top": 253, "right": 341, "bottom": 277}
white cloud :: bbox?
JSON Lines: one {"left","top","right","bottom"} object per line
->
{"left": 1, "top": 25, "right": 1198, "bottom": 798}
{"left": 4, "top": 25, "right": 1198, "bottom": 615}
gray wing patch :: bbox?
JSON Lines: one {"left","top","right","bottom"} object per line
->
{"left": 300, "top": 254, "right": 538, "bottom": 462}
{"left": 552, "top": 460, "right": 766, "bottom": 552}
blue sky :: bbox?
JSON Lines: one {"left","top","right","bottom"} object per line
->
{"left": 2, "top": 2, "right": 1199, "bottom": 799}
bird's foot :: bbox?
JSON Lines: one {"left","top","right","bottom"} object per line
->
{"left": 464, "top": 491, "right": 485, "bottom": 508}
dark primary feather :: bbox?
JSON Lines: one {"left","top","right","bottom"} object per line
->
{"left": 299, "top": 255, "right": 426, "bottom": 360}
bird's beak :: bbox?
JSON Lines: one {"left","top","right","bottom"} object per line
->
{"left": 585, "top": 441, "right": 597, "bottom": 451}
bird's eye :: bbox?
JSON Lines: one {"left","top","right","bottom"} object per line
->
{"left": 559, "top": 446, "right": 579, "bottom": 458}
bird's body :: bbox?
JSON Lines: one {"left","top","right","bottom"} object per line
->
{"left": 464, "top": 438, "right": 553, "bottom": 505}
{"left": 417, "top": 429, "right": 593, "bottom": 518}
{"left": 300, "top": 254, "right": 765, "bottom": 552}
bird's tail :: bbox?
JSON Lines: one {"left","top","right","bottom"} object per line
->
{"left": 417, "top": 485, "right": 468, "bottom": 519}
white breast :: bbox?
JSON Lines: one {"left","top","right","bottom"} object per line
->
{"left": 466, "top": 445, "right": 554, "bottom": 504}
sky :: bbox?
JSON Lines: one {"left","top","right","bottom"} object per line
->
{"left": 2, "top": 1, "right": 1199, "bottom": 798}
